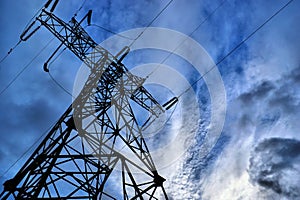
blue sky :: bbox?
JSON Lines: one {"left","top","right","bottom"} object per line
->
{"left": 0, "top": 0, "right": 299, "bottom": 199}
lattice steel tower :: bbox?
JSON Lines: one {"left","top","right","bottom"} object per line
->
{"left": 1, "top": 0, "right": 176, "bottom": 199}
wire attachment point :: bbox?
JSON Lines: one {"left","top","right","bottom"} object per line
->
{"left": 163, "top": 97, "right": 178, "bottom": 110}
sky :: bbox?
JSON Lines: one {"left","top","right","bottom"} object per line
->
{"left": 0, "top": 0, "right": 299, "bottom": 199}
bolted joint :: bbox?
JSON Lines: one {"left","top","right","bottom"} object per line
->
{"left": 3, "top": 178, "right": 18, "bottom": 192}
{"left": 65, "top": 116, "right": 76, "bottom": 130}
{"left": 152, "top": 171, "right": 166, "bottom": 187}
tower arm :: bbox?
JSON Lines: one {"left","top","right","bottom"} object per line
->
{"left": 37, "top": 9, "right": 98, "bottom": 63}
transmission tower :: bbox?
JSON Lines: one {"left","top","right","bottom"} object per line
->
{"left": 0, "top": 0, "right": 176, "bottom": 199}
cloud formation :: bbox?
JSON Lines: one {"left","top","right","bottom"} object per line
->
{"left": 0, "top": 0, "right": 299, "bottom": 199}
{"left": 249, "top": 137, "right": 300, "bottom": 198}
{"left": 199, "top": 65, "right": 300, "bottom": 199}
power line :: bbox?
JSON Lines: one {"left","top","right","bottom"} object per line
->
{"left": 145, "top": 0, "right": 227, "bottom": 79}
{"left": 0, "top": 0, "right": 87, "bottom": 96}
{"left": 86, "top": 0, "right": 174, "bottom": 48}
{"left": 0, "top": 0, "right": 294, "bottom": 190}
{"left": 47, "top": 47, "right": 67, "bottom": 69}
{"left": 81, "top": 0, "right": 226, "bottom": 163}
{"left": 144, "top": 0, "right": 174, "bottom": 27}
{"left": 45, "top": 0, "right": 174, "bottom": 97}
{"left": 0, "top": 3, "right": 45, "bottom": 68}
{"left": 57, "top": 0, "right": 224, "bottom": 108}
{"left": 178, "top": 0, "right": 294, "bottom": 98}
{"left": 0, "top": 38, "right": 55, "bottom": 97}
{"left": 0, "top": 0, "right": 87, "bottom": 179}
{"left": 46, "top": 0, "right": 87, "bottom": 97}
{"left": 48, "top": 72, "right": 73, "bottom": 97}
{"left": 88, "top": 0, "right": 174, "bottom": 45}
{"left": 43, "top": 46, "right": 73, "bottom": 98}
{"left": 87, "top": 0, "right": 225, "bottom": 95}
{"left": 89, "top": 24, "right": 135, "bottom": 40}
{"left": 128, "top": 0, "right": 174, "bottom": 48}
{"left": 0, "top": 120, "right": 56, "bottom": 180}
{"left": 0, "top": 40, "right": 21, "bottom": 69}
{"left": 73, "top": 0, "right": 87, "bottom": 18}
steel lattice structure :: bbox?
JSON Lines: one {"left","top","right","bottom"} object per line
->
{"left": 0, "top": 1, "right": 173, "bottom": 199}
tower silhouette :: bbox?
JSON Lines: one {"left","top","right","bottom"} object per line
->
{"left": 0, "top": 0, "right": 175, "bottom": 199}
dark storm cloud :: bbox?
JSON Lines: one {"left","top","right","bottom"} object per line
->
{"left": 0, "top": 0, "right": 299, "bottom": 198}
{"left": 0, "top": 1, "right": 83, "bottom": 188}
{"left": 233, "top": 65, "right": 300, "bottom": 134}
{"left": 239, "top": 81, "right": 275, "bottom": 104}
{"left": 267, "top": 67, "right": 300, "bottom": 113}
{"left": 201, "top": 65, "right": 300, "bottom": 198}
{"left": 0, "top": 92, "right": 67, "bottom": 190}
{"left": 269, "top": 90, "right": 297, "bottom": 113}
{"left": 165, "top": 0, "right": 299, "bottom": 198}
{"left": 249, "top": 137, "right": 300, "bottom": 198}
{"left": 1, "top": 97, "right": 59, "bottom": 132}
{"left": 291, "top": 66, "right": 300, "bottom": 83}
{"left": 0, "top": 95, "right": 64, "bottom": 165}
{"left": 0, "top": 0, "right": 162, "bottom": 186}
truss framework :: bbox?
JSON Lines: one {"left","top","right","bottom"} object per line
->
{"left": 1, "top": 2, "right": 170, "bottom": 199}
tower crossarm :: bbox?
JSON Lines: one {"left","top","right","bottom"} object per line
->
{"left": 0, "top": 2, "right": 172, "bottom": 198}
{"left": 19, "top": 1, "right": 167, "bottom": 117}
{"left": 37, "top": 9, "right": 97, "bottom": 62}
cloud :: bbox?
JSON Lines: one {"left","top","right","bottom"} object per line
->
{"left": 238, "top": 81, "right": 275, "bottom": 104}
{"left": 249, "top": 137, "right": 300, "bottom": 198}
{"left": 158, "top": 0, "right": 300, "bottom": 199}
{"left": 0, "top": 0, "right": 175, "bottom": 195}
{"left": 1, "top": 0, "right": 299, "bottom": 199}
{"left": 199, "top": 65, "right": 300, "bottom": 199}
